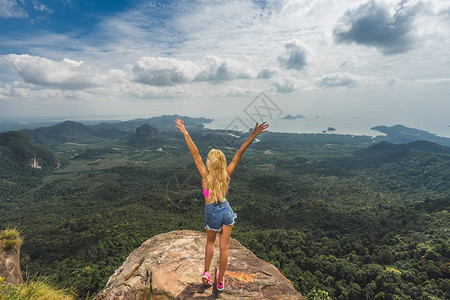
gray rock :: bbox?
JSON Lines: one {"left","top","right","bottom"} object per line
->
{"left": 0, "top": 232, "right": 23, "bottom": 286}
{"left": 95, "top": 230, "right": 304, "bottom": 300}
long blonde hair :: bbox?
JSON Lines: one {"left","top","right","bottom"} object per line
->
{"left": 204, "top": 149, "right": 230, "bottom": 203}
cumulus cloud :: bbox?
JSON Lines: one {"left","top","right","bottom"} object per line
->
{"left": 0, "top": 83, "right": 12, "bottom": 99}
{"left": 194, "top": 56, "right": 250, "bottom": 82}
{"left": 131, "top": 57, "right": 196, "bottom": 86}
{"left": 0, "top": 81, "right": 64, "bottom": 99}
{"left": 334, "top": 0, "right": 420, "bottom": 55}
{"left": 0, "top": 0, "right": 28, "bottom": 18}
{"left": 127, "top": 82, "right": 190, "bottom": 99}
{"left": 316, "top": 72, "right": 359, "bottom": 88}
{"left": 131, "top": 55, "right": 254, "bottom": 86}
{"left": 257, "top": 68, "right": 276, "bottom": 79}
{"left": 2, "top": 0, "right": 450, "bottom": 119}
{"left": 278, "top": 40, "right": 307, "bottom": 70}
{"left": 213, "top": 86, "right": 261, "bottom": 97}
{"left": 1, "top": 54, "right": 106, "bottom": 90}
{"left": 273, "top": 79, "right": 296, "bottom": 93}
{"left": 425, "top": 1, "right": 450, "bottom": 16}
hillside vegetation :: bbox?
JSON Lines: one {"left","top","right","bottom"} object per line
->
{"left": 0, "top": 118, "right": 449, "bottom": 299}
{"left": 0, "top": 131, "right": 59, "bottom": 199}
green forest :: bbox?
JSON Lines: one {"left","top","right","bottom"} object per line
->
{"left": 0, "top": 118, "right": 449, "bottom": 299}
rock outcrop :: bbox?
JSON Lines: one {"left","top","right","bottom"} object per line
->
{"left": 0, "top": 232, "right": 23, "bottom": 286}
{"left": 95, "top": 230, "right": 304, "bottom": 300}
{"left": 129, "top": 124, "right": 160, "bottom": 146}
{"left": 29, "top": 157, "right": 42, "bottom": 169}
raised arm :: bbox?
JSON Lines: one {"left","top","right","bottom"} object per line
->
{"left": 175, "top": 117, "right": 208, "bottom": 179}
{"left": 226, "top": 121, "right": 269, "bottom": 177}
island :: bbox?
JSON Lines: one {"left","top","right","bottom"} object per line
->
{"left": 371, "top": 124, "right": 450, "bottom": 147}
{"left": 282, "top": 114, "right": 306, "bottom": 120}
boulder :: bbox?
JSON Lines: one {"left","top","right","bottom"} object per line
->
{"left": 95, "top": 230, "right": 304, "bottom": 300}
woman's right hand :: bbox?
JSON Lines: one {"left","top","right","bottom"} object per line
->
{"left": 175, "top": 117, "right": 188, "bottom": 135}
{"left": 252, "top": 121, "right": 269, "bottom": 136}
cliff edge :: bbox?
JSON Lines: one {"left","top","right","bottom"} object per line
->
{"left": 0, "top": 230, "right": 23, "bottom": 286}
{"left": 95, "top": 230, "right": 304, "bottom": 300}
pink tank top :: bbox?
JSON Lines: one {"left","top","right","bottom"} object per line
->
{"left": 202, "top": 180, "right": 226, "bottom": 202}
{"left": 202, "top": 180, "right": 210, "bottom": 198}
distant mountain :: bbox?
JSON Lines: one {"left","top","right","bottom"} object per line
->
{"left": 92, "top": 114, "right": 212, "bottom": 132}
{"left": 0, "top": 119, "right": 128, "bottom": 133}
{"left": 128, "top": 124, "right": 160, "bottom": 146}
{"left": 0, "top": 115, "right": 212, "bottom": 134}
{"left": 0, "top": 121, "right": 63, "bottom": 133}
{"left": 372, "top": 124, "right": 450, "bottom": 147}
{"left": 22, "top": 121, "right": 128, "bottom": 146}
{"left": 0, "top": 131, "right": 59, "bottom": 173}
{"left": 12, "top": 115, "right": 211, "bottom": 147}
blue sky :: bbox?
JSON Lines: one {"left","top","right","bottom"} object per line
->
{"left": 0, "top": 0, "right": 449, "bottom": 135}
{"left": 0, "top": 1, "right": 139, "bottom": 56}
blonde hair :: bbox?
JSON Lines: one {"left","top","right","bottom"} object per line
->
{"left": 204, "top": 149, "right": 231, "bottom": 203}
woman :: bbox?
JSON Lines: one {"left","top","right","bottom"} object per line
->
{"left": 175, "top": 117, "right": 269, "bottom": 291}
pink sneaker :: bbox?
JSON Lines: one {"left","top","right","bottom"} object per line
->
{"left": 216, "top": 269, "right": 224, "bottom": 291}
{"left": 202, "top": 270, "right": 212, "bottom": 286}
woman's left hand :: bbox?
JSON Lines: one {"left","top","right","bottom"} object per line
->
{"left": 175, "top": 117, "right": 188, "bottom": 135}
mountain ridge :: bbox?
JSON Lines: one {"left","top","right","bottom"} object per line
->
{"left": 372, "top": 124, "right": 450, "bottom": 146}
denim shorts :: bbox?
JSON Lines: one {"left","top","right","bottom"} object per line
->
{"left": 204, "top": 199, "right": 237, "bottom": 232}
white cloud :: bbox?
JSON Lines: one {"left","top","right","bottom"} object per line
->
{"left": 1, "top": 0, "right": 450, "bottom": 122}
{"left": 334, "top": 0, "right": 422, "bottom": 55}
{"left": 0, "top": 0, "right": 27, "bottom": 18}
{"left": 127, "top": 82, "right": 191, "bottom": 99}
{"left": 131, "top": 57, "right": 197, "bottom": 86}
{"left": 0, "top": 81, "right": 64, "bottom": 99}
{"left": 212, "top": 86, "right": 262, "bottom": 97}
{"left": 257, "top": 68, "right": 276, "bottom": 79}
{"left": 278, "top": 39, "right": 308, "bottom": 70}
{"left": 194, "top": 56, "right": 251, "bottom": 82}
{"left": 316, "top": 72, "right": 360, "bottom": 88}
{"left": 0, "top": 83, "right": 12, "bottom": 99}
{"left": 131, "top": 55, "right": 258, "bottom": 86}
{"left": 273, "top": 79, "right": 297, "bottom": 93}
{"left": 32, "top": 1, "right": 52, "bottom": 13}
{"left": 1, "top": 54, "right": 112, "bottom": 90}
{"left": 413, "top": 77, "right": 450, "bottom": 84}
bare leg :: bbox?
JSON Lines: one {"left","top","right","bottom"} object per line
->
{"left": 204, "top": 228, "right": 217, "bottom": 272}
{"left": 218, "top": 225, "right": 233, "bottom": 283}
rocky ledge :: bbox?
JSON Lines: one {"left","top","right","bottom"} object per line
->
{"left": 0, "top": 234, "right": 23, "bottom": 286}
{"left": 95, "top": 230, "right": 304, "bottom": 300}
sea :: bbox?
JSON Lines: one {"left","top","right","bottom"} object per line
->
{"left": 202, "top": 115, "right": 450, "bottom": 138}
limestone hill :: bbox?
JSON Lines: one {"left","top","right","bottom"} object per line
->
{"left": 128, "top": 124, "right": 160, "bottom": 146}
{"left": 0, "top": 131, "right": 59, "bottom": 173}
